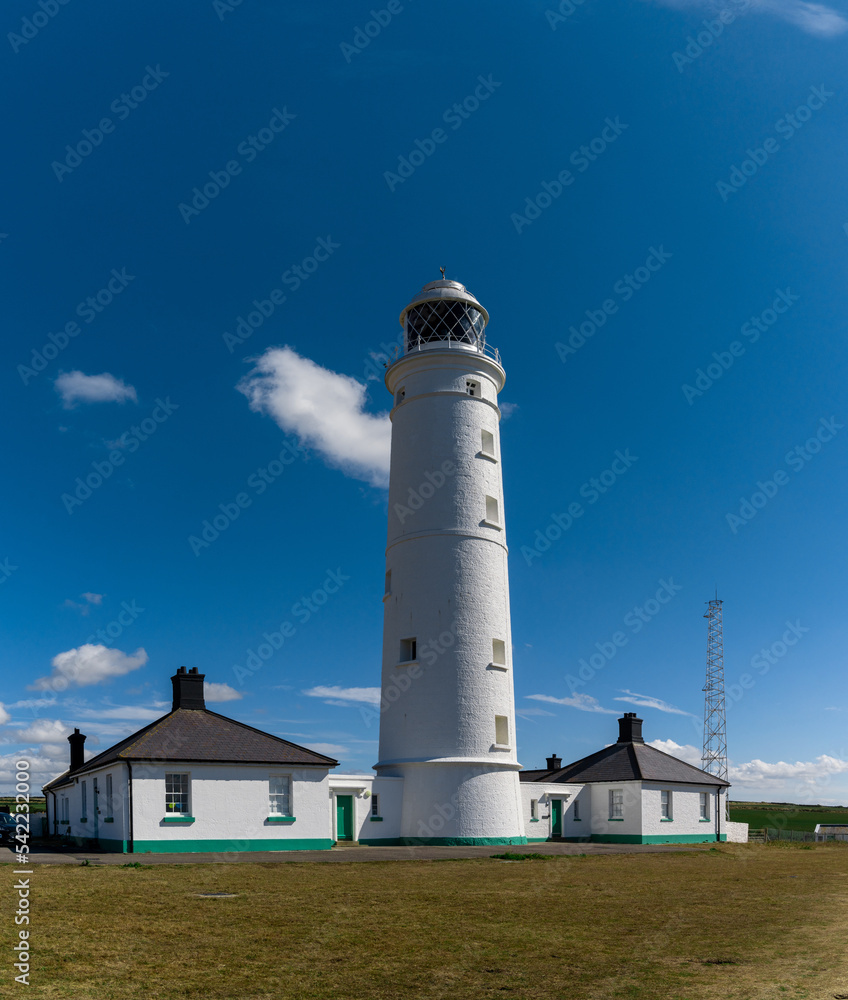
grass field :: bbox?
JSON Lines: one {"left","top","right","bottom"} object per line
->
{"left": 4, "top": 842, "right": 847, "bottom": 1000}
{"left": 730, "top": 801, "right": 848, "bottom": 832}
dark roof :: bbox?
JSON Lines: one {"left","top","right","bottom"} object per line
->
{"left": 520, "top": 740, "right": 729, "bottom": 787}
{"left": 43, "top": 708, "right": 338, "bottom": 791}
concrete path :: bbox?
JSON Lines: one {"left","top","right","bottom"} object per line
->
{"left": 2, "top": 840, "right": 698, "bottom": 865}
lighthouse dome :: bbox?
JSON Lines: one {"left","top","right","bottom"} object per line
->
{"left": 399, "top": 278, "right": 489, "bottom": 354}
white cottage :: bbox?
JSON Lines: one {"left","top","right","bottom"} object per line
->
{"left": 520, "top": 714, "right": 747, "bottom": 844}
{"left": 43, "top": 667, "right": 341, "bottom": 853}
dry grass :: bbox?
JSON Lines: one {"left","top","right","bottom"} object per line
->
{"left": 5, "top": 843, "right": 848, "bottom": 1000}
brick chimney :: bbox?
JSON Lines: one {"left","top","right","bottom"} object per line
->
{"left": 171, "top": 666, "right": 206, "bottom": 711}
{"left": 68, "top": 728, "right": 86, "bottom": 771}
{"left": 545, "top": 753, "right": 562, "bottom": 770}
{"left": 617, "top": 712, "right": 644, "bottom": 744}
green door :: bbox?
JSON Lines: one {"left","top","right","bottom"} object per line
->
{"left": 336, "top": 795, "right": 354, "bottom": 841}
{"left": 551, "top": 799, "right": 562, "bottom": 838}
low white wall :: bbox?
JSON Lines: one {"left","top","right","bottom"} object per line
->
{"left": 725, "top": 821, "right": 749, "bottom": 843}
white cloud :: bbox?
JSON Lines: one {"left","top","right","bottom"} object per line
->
{"left": 237, "top": 346, "right": 392, "bottom": 487}
{"left": 55, "top": 371, "right": 138, "bottom": 408}
{"left": 0, "top": 703, "right": 10, "bottom": 726}
{"left": 7, "top": 696, "right": 57, "bottom": 711}
{"left": 615, "top": 689, "right": 696, "bottom": 717}
{"left": 303, "top": 685, "right": 382, "bottom": 706}
{"left": 30, "top": 645, "right": 148, "bottom": 691}
{"left": 647, "top": 739, "right": 705, "bottom": 767}
{"left": 500, "top": 401, "right": 519, "bottom": 420}
{"left": 63, "top": 592, "right": 105, "bottom": 616}
{"left": 81, "top": 592, "right": 103, "bottom": 605}
{"left": 204, "top": 682, "right": 243, "bottom": 703}
{"left": 526, "top": 693, "right": 618, "bottom": 714}
{"left": 730, "top": 754, "right": 848, "bottom": 786}
{"left": 648, "top": 0, "right": 848, "bottom": 36}
{"left": 516, "top": 707, "right": 556, "bottom": 718}
{"left": 5, "top": 719, "right": 73, "bottom": 744}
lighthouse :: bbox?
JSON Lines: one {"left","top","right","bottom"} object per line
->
{"left": 374, "top": 277, "right": 526, "bottom": 845}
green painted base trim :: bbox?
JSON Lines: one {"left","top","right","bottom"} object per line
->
{"left": 399, "top": 836, "right": 528, "bottom": 847}
{"left": 526, "top": 838, "right": 548, "bottom": 843}
{"left": 359, "top": 838, "right": 403, "bottom": 846}
{"left": 131, "top": 838, "right": 333, "bottom": 853}
{"left": 162, "top": 816, "right": 195, "bottom": 824}
{"left": 719, "top": 834, "right": 727, "bottom": 841}
{"left": 266, "top": 816, "right": 296, "bottom": 824}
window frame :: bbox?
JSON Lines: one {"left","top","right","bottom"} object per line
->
{"left": 573, "top": 797, "right": 580, "bottom": 821}
{"left": 165, "top": 772, "right": 190, "bottom": 815}
{"left": 105, "top": 774, "right": 113, "bottom": 819}
{"left": 699, "top": 791, "right": 710, "bottom": 821}
{"left": 269, "top": 774, "right": 293, "bottom": 817}
{"left": 609, "top": 788, "right": 624, "bottom": 820}
{"left": 399, "top": 637, "right": 417, "bottom": 664}
{"left": 530, "top": 798, "right": 538, "bottom": 820}
{"left": 494, "top": 714, "right": 509, "bottom": 747}
{"left": 80, "top": 780, "right": 87, "bottom": 820}
{"left": 661, "top": 789, "right": 673, "bottom": 820}
{"left": 371, "top": 794, "right": 380, "bottom": 818}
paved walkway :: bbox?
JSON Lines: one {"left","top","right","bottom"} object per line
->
{"left": 2, "top": 841, "right": 697, "bottom": 865}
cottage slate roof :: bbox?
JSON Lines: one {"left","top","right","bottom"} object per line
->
{"left": 519, "top": 740, "right": 730, "bottom": 787}
{"left": 43, "top": 708, "right": 338, "bottom": 790}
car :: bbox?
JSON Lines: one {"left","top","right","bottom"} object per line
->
{"left": 0, "top": 812, "right": 18, "bottom": 846}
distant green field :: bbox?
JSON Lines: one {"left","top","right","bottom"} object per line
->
{"left": 0, "top": 796, "right": 46, "bottom": 813}
{"left": 730, "top": 801, "right": 848, "bottom": 833}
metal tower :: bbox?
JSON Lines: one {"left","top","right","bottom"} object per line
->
{"left": 702, "top": 597, "right": 729, "bottom": 819}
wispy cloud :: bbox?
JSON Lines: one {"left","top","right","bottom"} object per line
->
{"left": 526, "top": 693, "right": 618, "bottom": 714}
{"left": 648, "top": 0, "right": 848, "bottom": 36}
{"left": 30, "top": 645, "right": 148, "bottom": 691}
{"left": 731, "top": 754, "right": 848, "bottom": 785}
{"left": 615, "top": 689, "right": 696, "bottom": 717}
{"left": 303, "top": 685, "right": 382, "bottom": 706}
{"left": 55, "top": 371, "right": 138, "bottom": 408}
{"left": 63, "top": 592, "right": 105, "bottom": 616}
{"left": 238, "top": 346, "right": 391, "bottom": 487}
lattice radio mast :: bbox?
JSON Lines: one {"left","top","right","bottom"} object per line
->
{"left": 702, "top": 596, "right": 729, "bottom": 820}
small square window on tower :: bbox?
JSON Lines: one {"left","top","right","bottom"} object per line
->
{"left": 399, "top": 637, "right": 417, "bottom": 663}
{"left": 484, "top": 495, "right": 500, "bottom": 527}
{"left": 480, "top": 429, "right": 496, "bottom": 460}
{"left": 395, "top": 386, "right": 406, "bottom": 405}
{"left": 491, "top": 638, "right": 507, "bottom": 668}
{"left": 494, "top": 715, "right": 509, "bottom": 746}
{"left": 466, "top": 380, "right": 480, "bottom": 397}
{"left": 384, "top": 570, "right": 392, "bottom": 597}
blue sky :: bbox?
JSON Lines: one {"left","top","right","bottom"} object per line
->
{"left": 2, "top": 0, "right": 847, "bottom": 803}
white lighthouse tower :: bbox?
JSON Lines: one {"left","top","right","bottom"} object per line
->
{"left": 374, "top": 277, "right": 526, "bottom": 845}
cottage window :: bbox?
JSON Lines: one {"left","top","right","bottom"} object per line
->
{"left": 371, "top": 794, "right": 380, "bottom": 818}
{"left": 530, "top": 798, "right": 538, "bottom": 820}
{"left": 700, "top": 792, "right": 710, "bottom": 820}
{"left": 81, "top": 780, "right": 87, "bottom": 820}
{"left": 573, "top": 798, "right": 580, "bottom": 821}
{"left": 165, "top": 773, "right": 190, "bottom": 814}
{"left": 269, "top": 775, "right": 292, "bottom": 816}
{"left": 661, "top": 790, "right": 673, "bottom": 820}
{"left": 61, "top": 797, "right": 69, "bottom": 823}
{"left": 106, "top": 774, "right": 113, "bottom": 819}
{"left": 609, "top": 789, "right": 623, "bottom": 819}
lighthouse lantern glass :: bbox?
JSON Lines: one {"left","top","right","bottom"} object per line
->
{"left": 405, "top": 300, "right": 486, "bottom": 352}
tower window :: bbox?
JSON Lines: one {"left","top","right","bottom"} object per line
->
{"left": 480, "top": 429, "right": 496, "bottom": 460}
{"left": 384, "top": 570, "right": 392, "bottom": 597}
{"left": 491, "top": 639, "right": 507, "bottom": 667}
{"left": 399, "top": 637, "right": 417, "bottom": 663}
{"left": 484, "top": 495, "right": 500, "bottom": 526}
{"left": 466, "top": 380, "right": 480, "bottom": 397}
{"left": 494, "top": 715, "right": 509, "bottom": 746}
{"left": 395, "top": 386, "right": 406, "bottom": 405}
